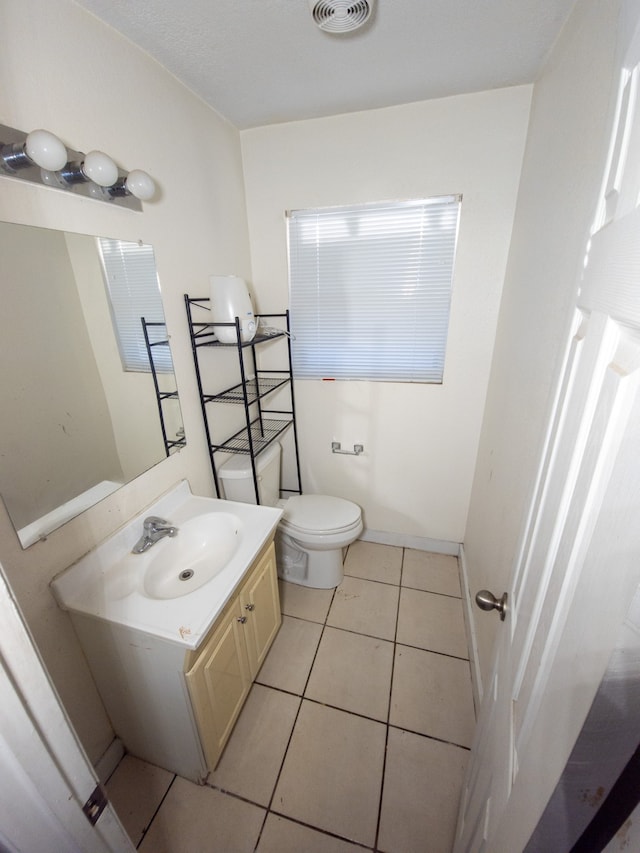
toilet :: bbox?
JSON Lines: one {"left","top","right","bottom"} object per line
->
{"left": 219, "top": 443, "right": 362, "bottom": 588}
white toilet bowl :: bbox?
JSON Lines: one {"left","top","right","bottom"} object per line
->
{"left": 218, "top": 444, "right": 362, "bottom": 589}
{"left": 276, "top": 494, "right": 363, "bottom": 588}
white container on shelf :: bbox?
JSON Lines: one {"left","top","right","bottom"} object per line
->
{"left": 210, "top": 275, "right": 256, "bottom": 343}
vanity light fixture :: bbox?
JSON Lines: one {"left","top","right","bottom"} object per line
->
{"left": 58, "top": 149, "right": 120, "bottom": 188}
{"left": 1, "top": 128, "right": 68, "bottom": 172}
{"left": 0, "top": 122, "right": 156, "bottom": 210}
{"left": 110, "top": 169, "right": 157, "bottom": 201}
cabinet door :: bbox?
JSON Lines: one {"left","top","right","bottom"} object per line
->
{"left": 185, "top": 599, "right": 251, "bottom": 769}
{"left": 240, "top": 542, "right": 281, "bottom": 678}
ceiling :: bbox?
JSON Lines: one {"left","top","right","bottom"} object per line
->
{"left": 76, "top": 0, "right": 577, "bottom": 129}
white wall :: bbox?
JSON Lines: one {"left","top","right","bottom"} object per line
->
{"left": 241, "top": 89, "right": 531, "bottom": 544}
{"left": 0, "top": 0, "right": 252, "bottom": 761}
{"left": 464, "top": 0, "right": 624, "bottom": 683}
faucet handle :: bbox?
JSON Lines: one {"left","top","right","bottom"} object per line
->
{"left": 143, "top": 515, "right": 169, "bottom": 530}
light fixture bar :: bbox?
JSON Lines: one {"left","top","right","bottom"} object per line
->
{"left": 0, "top": 123, "right": 156, "bottom": 210}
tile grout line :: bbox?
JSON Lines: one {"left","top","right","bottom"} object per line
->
{"left": 386, "top": 722, "right": 472, "bottom": 753}
{"left": 253, "top": 680, "right": 390, "bottom": 727}
{"left": 135, "top": 773, "right": 178, "bottom": 850}
{"left": 266, "top": 809, "right": 373, "bottom": 851}
{"left": 256, "top": 545, "right": 394, "bottom": 850}
{"left": 395, "top": 638, "right": 471, "bottom": 663}
{"left": 373, "top": 547, "right": 405, "bottom": 853}
{"left": 305, "top": 620, "right": 398, "bottom": 645}
{"left": 345, "top": 569, "right": 462, "bottom": 600}
{"left": 250, "top": 579, "right": 338, "bottom": 852}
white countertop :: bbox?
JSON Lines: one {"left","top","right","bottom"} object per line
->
{"left": 51, "top": 481, "right": 282, "bottom": 650}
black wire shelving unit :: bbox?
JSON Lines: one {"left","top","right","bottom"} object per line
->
{"left": 184, "top": 295, "right": 302, "bottom": 503}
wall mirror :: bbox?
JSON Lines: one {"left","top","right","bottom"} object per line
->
{"left": 0, "top": 221, "right": 185, "bottom": 547}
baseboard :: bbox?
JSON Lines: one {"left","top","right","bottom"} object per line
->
{"left": 459, "top": 544, "right": 483, "bottom": 712}
{"left": 94, "top": 737, "right": 125, "bottom": 785}
{"left": 360, "top": 527, "right": 460, "bottom": 556}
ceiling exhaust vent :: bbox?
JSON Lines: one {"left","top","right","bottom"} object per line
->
{"left": 309, "top": 0, "right": 375, "bottom": 33}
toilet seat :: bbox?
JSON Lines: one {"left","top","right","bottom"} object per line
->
{"left": 279, "top": 494, "right": 362, "bottom": 537}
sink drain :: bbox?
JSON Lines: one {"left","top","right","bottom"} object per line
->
{"left": 179, "top": 569, "right": 195, "bottom": 581}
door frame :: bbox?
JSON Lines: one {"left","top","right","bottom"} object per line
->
{"left": 0, "top": 561, "right": 134, "bottom": 852}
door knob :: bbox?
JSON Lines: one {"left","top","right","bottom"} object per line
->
{"left": 475, "top": 589, "right": 508, "bottom": 621}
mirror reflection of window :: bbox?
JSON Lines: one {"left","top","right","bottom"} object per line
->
{"left": 98, "top": 238, "right": 173, "bottom": 373}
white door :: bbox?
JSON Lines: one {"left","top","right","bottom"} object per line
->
{"left": 0, "top": 564, "right": 134, "bottom": 852}
{"left": 455, "top": 10, "right": 640, "bottom": 853}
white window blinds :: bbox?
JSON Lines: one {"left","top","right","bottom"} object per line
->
{"left": 98, "top": 238, "right": 173, "bottom": 373}
{"left": 287, "top": 196, "right": 460, "bottom": 382}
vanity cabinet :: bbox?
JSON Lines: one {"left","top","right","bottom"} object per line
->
{"left": 185, "top": 541, "right": 280, "bottom": 768}
{"left": 67, "top": 539, "right": 280, "bottom": 783}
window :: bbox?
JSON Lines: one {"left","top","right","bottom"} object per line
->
{"left": 98, "top": 237, "right": 173, "bottom": 373}
{"left": 287, "top": 195, "right": 460, "bottom": 382}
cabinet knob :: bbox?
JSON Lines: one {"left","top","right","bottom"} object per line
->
{"left": 245, "top": 603, "right": 255, "bottom": 611}
{"left": 237, "top": 616, "right": 248, "bottom": 624}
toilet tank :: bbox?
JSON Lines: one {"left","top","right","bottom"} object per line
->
{"left": 218, "top": 442, "right": 281, "bottom": 506}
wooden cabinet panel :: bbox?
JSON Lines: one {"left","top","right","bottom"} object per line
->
{"left": 185, "top": 599, "right": 251, "bottom": 769}
{"left": 185, "top": 539, "right": 281, "bottom": 770}
{"left": 240, "top": 542, "right": 281, "bottom": 678}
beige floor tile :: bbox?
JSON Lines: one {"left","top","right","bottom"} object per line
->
{"left": 327, "top": 576, "right": 399, "bottom": 640}
{"left": 257, "top": 814, "right": 369, "bottom": 852}
{"left": 390, "top": 645, "right": 475, "bottom": 747}
{"left": 402, "top": 550, "right": 461, "bottom": 597}
{"left": 139, "top": 777, "right": 264, "bottom": 853}
{"left": 105, "top": 755, "right": 173, "bottom": 846}
{"left": 209, "top": 684, "right": 300, "bottom": 806}
{"left": 278, "top": 579, "right": 334, "bottom": 623}
{"left": 378, "top": 728, "right": 468, "bottom": 853}
{"left": 397, "top": 588, "right": 469, "bottom": 659}
{"left": 305, "top": 626, "right": 393, "bottom": 721}
{"left": 344, "top": 540, "right": 402, "bottom": 585}
{"left": 256, "top": 615, "right": 323, "bottom": 694}
{"left": 273, "top": 700, "right": 386, "bottom": 847}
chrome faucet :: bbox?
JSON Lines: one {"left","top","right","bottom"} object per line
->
{"left": 132, "top": 516, "right": 178, "bottom": 553}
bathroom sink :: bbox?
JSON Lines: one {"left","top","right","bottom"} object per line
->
{"left": 143, "top": 513, "right": 241, "bottom": 599}
{"left": 51, "top": 481, "right": 283, "bottom": 648}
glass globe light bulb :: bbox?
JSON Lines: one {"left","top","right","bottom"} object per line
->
{"left": 25, "top": 129, "right": 68, "bottom": 171}
{"left": 82, "top": 150, "right": 119, "bottom": 187}
{"left": 125, "top": 169, "right": 156, "bottom": 201}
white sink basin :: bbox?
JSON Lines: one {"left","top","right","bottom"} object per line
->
{"left": 143, "top": 513, "right": 241, "bottom": 599}
{"left": 51, "top": 481, "right": 283, "bottom": 649}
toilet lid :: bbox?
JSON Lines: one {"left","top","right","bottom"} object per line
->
{"left": 281, "top": 495, "right": 361, "bottom": 535}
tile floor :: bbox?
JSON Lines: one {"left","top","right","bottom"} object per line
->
{"left": 105, "top": 541, "right": 476, "bottom": 852}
